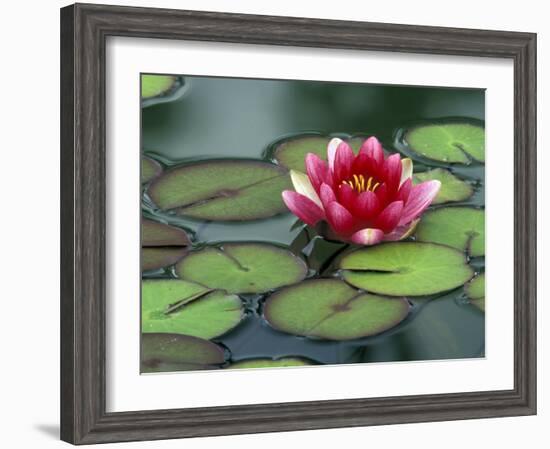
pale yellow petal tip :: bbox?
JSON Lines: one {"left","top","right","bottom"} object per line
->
{"left": 289, "top": 169, "right": 322, "bottom": 208}
{"left": 400, "top": 158, "right": 414, "bottom": 185}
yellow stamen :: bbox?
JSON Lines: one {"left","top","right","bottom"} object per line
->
{"left": 341, "top": 174, "right": 379, "bottom": 193}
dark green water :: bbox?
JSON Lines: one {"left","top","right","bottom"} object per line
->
{"left": 142, "top": 75, "right": 485, "bottom": 366}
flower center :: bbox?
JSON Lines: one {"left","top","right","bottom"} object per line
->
{"left": 341, "top": 174, "right": 380, "bottom": 193}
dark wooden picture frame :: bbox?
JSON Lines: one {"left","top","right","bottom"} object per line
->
{"left": 60, "top": 3, "right": 537, "bottom": 444}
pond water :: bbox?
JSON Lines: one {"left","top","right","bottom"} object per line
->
{"left": 141, "top": 75, "right": 485, "bottom": 369}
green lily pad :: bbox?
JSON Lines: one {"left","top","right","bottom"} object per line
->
{"left": 273, "top": 135, "right": 363, "bottom": 172}
{"left": 414, "top": 168, "right": 473, "bottom": 204}
{"left": 466, "top": 273, "right": 485, "bottom": 311}
{"left": 229, "top": 357, "right": 316, "bottom": 369}
{"left": 141, "top": 333, "right": 225, "bottom": 373}
{"left": 148, "top": 160, "right": 292, "bottom": 221}
{"left": 142, "top": 279, "right": 244, "bottom": 339}
{"left": 415, "top": 207, "right": 485, "bottom": 256}
{"left": 339, "top": 242, "right": 474, "bottom": 296}
{"left": 176, "top": 243, "right": 307, "bottom": 294}
{"left": 141, "top": 74, "right": 176, "bottom": 99}
{"left": 142, "top": 157, "right": 162, "bottom": 184}
{"left": 142, "top": 219, "right": 191, "bottom": 247}
{"left": 264, "top": 279, "right": 409, "bottom": 341}
{"left": 405, "top": 123, "right": 484, "bottom": 163}
{"left": 142, "top": 247, "right": 188, "bottom": 272}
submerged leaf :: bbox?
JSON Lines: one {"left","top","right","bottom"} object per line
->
{"left": 405, "top": 122, "right": 484, "bottom": 163}
{"left": 142, "top": 279, "right": 244, "bottom": 339}
{"left": 264, "top": 279, "right": 410, "bottom": 340}
{"left": 339, "top": 242, "right": 474, "bottom": 296}
{"left": 415, "top": 207, "right": 485, "bottom": 256}
{"left": 176, "top": 243, "right": 308, "bottom": 294}
{"left": 149, "top": 160, "right": 292, "bottom": 221}
{"left": 142, "top": 219, "right": 191, "bottom": 247}
{"left": 141, "top": 333, "right": 225, "bottom": 373}
{"left": 141, "top": 157, "right": 163, "bottom": 184}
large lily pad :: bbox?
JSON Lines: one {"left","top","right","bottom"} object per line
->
{"left": 141, "top": 74, "right": 176, "bottom": 99}
{"left": 414, "top": 168, "right": 473, "bottom": 204}
{"left": 339, "top": 242, "right": 474, "bottom": 296}
{"left": 272, "top": 135, "right": 363, "bottom": 172}
{"left": 405, "top": 123, "right": 484, "bottom": 163}
{"left": 176, "top": 243, "right": 307, "bottom": 294}
{"left": 148, "top": 160, "right": 292, "bottom": 221}
{"left": 141, "top": 333, "right": 225, "bottom": 373}
{"left": 415, "top": 207, "right": 485, "bottom": 256}
{"left": 142, "top": 279, "right": 244, "bottom": 339}
{"left": 228, "top": 357, "right": 316, "bottom": 369}
{"left": 142, "top": 157, "right": 163, "bottom": 184}
{"left": 264, "top": 279, "right": 409, "bottom": 340}
{"left": 466, "top": 273, "right": 485, "bottom": 311}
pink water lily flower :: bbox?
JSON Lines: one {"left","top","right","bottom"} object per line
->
{"left": 282, "top": 137, "right": 441, "bottom": 245}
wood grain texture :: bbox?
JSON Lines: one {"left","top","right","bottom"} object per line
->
{"left": 60, "top": 3, "right": 537, "bottom": 445}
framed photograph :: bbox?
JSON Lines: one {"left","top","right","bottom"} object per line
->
{"left": 60, "top": 3, "right": 536, "bottom": 444}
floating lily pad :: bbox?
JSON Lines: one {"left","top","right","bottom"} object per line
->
{"left": 141, "top": 333, "right": 225, "bottom": 373}
{"left": 414, "top": 168, "right": 473, "bottom": 204}
{"left": 176, "top": 243, "right": 307, "bottom": 294}
{"left": 142, "top": 219, "right": 191, "bottom": 247}
{"left": 141, "top": 74, "right": 176, "bottom": 99}
{"left": 142, "top": 279, "right": 244, "bottom": 339}
{"left": 148, "top": 160, "right": 292, "bottom": 221}
{"left": 405, "top": 123, "right": 484, "bottom": 163}
{"left": 273, "top": 135, "right": 363, "bottom": 171}
{"left": 142, "top": 247, "right": 188, "bottom": 272}
{"left": 415, "top": 207, "right": 485, "bottom": 256}
{"left": 339, "top": 242, "right": 474, "bottom": 296}
{"left": 466, "top": 273, "right": 485, "bottom": 311}
{"left": 264, "top": 279, "right": 409, "bottom": 340}
{"left": 229, "top": 357, "right": 316, "bottom": 369}
{"left": 142, "top": 157, "right": 163, "bottom": 184}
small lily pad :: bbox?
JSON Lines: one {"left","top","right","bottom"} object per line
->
{"left": 229, "top": 357, "right": 316, "bottom": 369}
{"left": 141, "top": 74, "right": 176, "bottom": 99}
{"left": 415, "top": 207, "right": 485, "bottom": 256}
{"left": 414, "top": 168, "right": 473, "bottom": 204}
{"left": 142, "top": 157, "right": 162, "bottom": 184}
{"left": 264, "top": 279, "right": 410, "bottom": 340}
{"left": 339, "top": 242, "right": 474, "bottom": 296}
{"left": 272, "top": 135, "right": 363, "bottom": 172}
{"left": 142, "top": 279, "right": 244, "bottom": 339}
{"left": 141, "top": 333, "right": 225, "bottom": 373}
{"left": 142, "top": 219, "right": 191, "bottom": 247}
{"left": 142, "top": 247, "right": 188, "bottom": 272}
{"left": 405, "top": 123, "right": 484, "bottom": 163}
{"left": 149, "top": 160, "right": 292, "bottom": 221}
{"left": 466, "top": 273, "right": 485, "bottom": 311}
{"left": 176, "top": 243, "right": 307, "bottom": 294}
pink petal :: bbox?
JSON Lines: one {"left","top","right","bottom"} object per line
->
{"left": 375, "top": 183, "right": 389, "bottom": 206}
{"left": 397, "top": 178, "right": 412, "bottom": 203}
{"left": 319, "top": 183, "right": 336, "bottom": 208}
{"left": 327, "top": 138, "right": 343, "bottom": 171}
{"left": 374, "top": 200, "right": 404, "bottom": 232}
{"left": 350, "top": 228, "right": 384, "bottom": 245}
{"left": 360, "top": 136, "right": 384, "bottom": 168}
{"left": 337, "top": 182, "right": 357, "bottom": 212}
{"left": 383, "top": 219, "right": 419, "bottom": 242}
{"left": 399, "top": 180, "right": 441, "bottom": 225}
{"left": 305, "top": 153, "right": 331, "bottom": 191}
{"left": 354, "top": 190, "right": 380, "bottom": 220}
{"left": 384, "top": 153, "right": 403, "bottom": 192}
{"left": 326, "top": 202, "right": 355, "bottom": 236}
{"left": 282, "top": 190, "right": 325, "bottom": 226}
{"left": 334, "top": 141, "right": 355, "bottom": 183}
